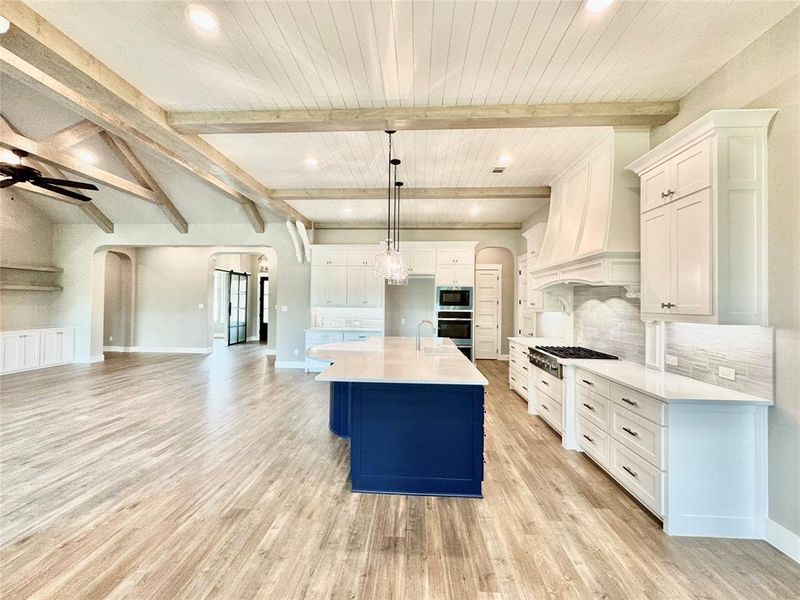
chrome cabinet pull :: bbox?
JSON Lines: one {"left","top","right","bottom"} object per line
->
{"left": 621, "top": 397, "right": 638, "bottom": 407}
{"left": 582, "top": 379, "right": 594, "bottom": 386}
{"left": 582, "top": 434, "right": 594, "bottom": 443}
{"left": 582, "top": 403, "right": 595, "bottom": 411}
{"left": 622, "top": 426, "right": 639, "bottom": 438}
{"left": 540, "top": 379, "right": 549, "bottom": 386}
{"left": 540, "top": 404, "right": 549, "bottom": 411}
{"left": 622, "top": 465, "right": 638, "bottom": 478}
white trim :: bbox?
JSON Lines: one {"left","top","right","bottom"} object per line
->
{"left": 766, "top": 519, "right": 800, "bottom": 563}
{"left": 104, "top": 346, "right": 212, "bottom": 354}
{"left": 246, "top": 335, "right": 260, "bottom": 342}
{"left": 275, "top": 360, "right": 306, "bottom": 369}
{"left": 75, "top": 354, "right": 104, "bottom": 364}
{"left": 497, "top": 354, "right": 509, "bottom": 361}
{"left": 264, "top": 348, "right": 276, "bottom": 356}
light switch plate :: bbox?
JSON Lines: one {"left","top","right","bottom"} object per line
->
{"left": 718, "top": 366, "right": 736, "bottom": 381}
{"left": 198, "top": 303, "right": 204, "bottom": 309}
{"left": 665, "top": 354, "right": 678, "bottom": 366}
{"left": 281, "top": 306, "right": 288, "bottom": 312}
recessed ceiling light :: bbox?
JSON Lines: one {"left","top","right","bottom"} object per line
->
{"left": 186, "top": 4, "right": 218, "bottom": 32}
{"left": 497, "top": 155, "right": 513, "bottom": 166}
{"left": 0, "top": 17, "right": 10, "bottom": 35}
{"left": 586, "top": 0, "right": 614, "bottom": 13}
{"left": 76, "top": 149, "right": 96, "bottom": 164}
{"left": 304, "top": 158, "right": 319, "bottom": 168}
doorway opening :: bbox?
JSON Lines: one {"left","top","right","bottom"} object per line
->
{"left": 259, "top": 275, "right": 269, "bottom": 343}
{"left": 102, "top": 250, "right": 134, "bottom": 352}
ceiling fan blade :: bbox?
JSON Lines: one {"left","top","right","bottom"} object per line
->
{"left": 36, "top": 177, "right": 99, "bottom": 191}
{"left": 0, "top": 178, "right": 18, "bottom": 188}
{"left": 33, "top": 181, "right": 93, "bottom": 202}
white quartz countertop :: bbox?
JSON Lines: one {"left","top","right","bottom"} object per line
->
{"left": 567, "top": 359, "right": 772, "bottom": 405}
{"left": 306, "top": 336, "right": 488, "bottom": 386}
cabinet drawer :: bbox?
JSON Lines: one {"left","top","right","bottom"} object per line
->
{"left": 610, "top": 404, "right": 664, "bottom": 469}
{"left": 533, "top": 368, "right": 562, "bottom": 402}
{"left": 575, "top": 369, "right": 610, "bottom": 398}
{"left": 509, "top": 371, "right": 528, "bottom": 398}
{"left": 609, "top": 383, "right": 665, "bottom": 425}
{"left": 536, "top": 389, "right": 563, "bottom": 434}
{"left": 577, "top": 416, "right": 609, "bottom": 470}
{"left": 576, "top": 385, "right": 610, "bottom": 429}
{"left": 305, "top": 332, "right": 345, "bottom": 347}
{"left": 509, "top": 355, "right": 528, "bottom": 374}
{"left": 342, "top": 331, "right": 379, "bottom": 342}
{"left": 610, "top": 440, "right": 663, "bottom": 516}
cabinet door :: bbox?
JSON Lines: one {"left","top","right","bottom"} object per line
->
{"left": 435, "top": 265, "right": 456, "bottom": 286}
{"left": 640, "top": 206, "right": 671, "bottom": 314}
{"left": 454, "top": 265, "right": 474, "bottom": 286}
{"left": 346, "top": 266, "right": 366, "bottom": 305}
{"left": 671, "top": 189, "right": 712, "bottom": 315}
{"left": 671, "top": 138, "right": 711, "bottom": 201}
{"left": 405, "top": 249, "right": 435, "bottom": 275}
{"left": 640, "top": 162, "right": 671, "bottom": 213}
{"left": 310, "top": 267, "right": 331, "bottom": 306}
{"left": 41, "top": 329, "right": 62, "bottom": 365}
{"left": 1, "top": 334, "right": 21, "bottom": 372}
{"left": 329, "top": 266, "right": 349, "bottom": 306}
{"left": 60, "top": 329, "right": 74, "bottom": 363}
{"left": 347, "top": 251, "right": 374, "bottom": 267}
{"left": 364, "top": 272, "right": 384, "bottom": 307}
{"left": 312, "top": 250, "right": 347, "bottom": 266}
{"left": 451, "top": 249, "right": 474, "bottom": 265}
{"left": 436, "top": 249, "right": 455, "bottom": 265}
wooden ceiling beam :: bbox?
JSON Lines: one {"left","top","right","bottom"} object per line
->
{"left": 167, "top": 102, "right": 680, "bottom": 135}
{"left": 45, "top": 119, "right": 103, "bottom": 149}
{"left": 99, "top": 131, "right": 188, "bottom": 233}
{"left": 0, "top": 3, "right": 310, "bottom": 228}
{"left": 313, "top": 222, "right": 523, "bottom": 230}
{"left": 274, "top": 186, "right": 550, "bottom": 201}
{"left": 0, "top": 118, "right": 159, "bottom": 204}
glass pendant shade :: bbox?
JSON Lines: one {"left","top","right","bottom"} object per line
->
{"left": 374, "top": 238, "right": 403, "bottom": 279}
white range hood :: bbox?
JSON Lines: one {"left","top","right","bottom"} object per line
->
{"left": 530, "top": 129, "right": 650, "bottom": 290}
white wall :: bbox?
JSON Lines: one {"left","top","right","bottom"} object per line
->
{"left": 651, "top": 8, "right": 800, "bottom": 538}
{"left": 384, "top": 277, "right": 436, "bottom": 337}
{"left": 52, "top": 223, "right": 308, "bottom": 365}
{"left": 0, "top": 190, "right": 60, "bottom": 330}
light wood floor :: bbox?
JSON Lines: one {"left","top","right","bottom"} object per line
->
{"left": 1, "top": 345, "right": 797, "bottom": 599}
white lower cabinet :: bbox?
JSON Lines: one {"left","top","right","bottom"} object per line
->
{"left": 508, "top": 341, "right": 529, "bottom": 399}
{"left": 1, "top": 328, "right": 74, "bottom": 374}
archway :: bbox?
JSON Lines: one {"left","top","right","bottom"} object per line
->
{"left": 102, "top": 249, "right": 135, "bottom": 354}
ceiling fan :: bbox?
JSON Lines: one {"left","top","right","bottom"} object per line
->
{"left": 0, "top": 148, "right": 98, "bottom": 202}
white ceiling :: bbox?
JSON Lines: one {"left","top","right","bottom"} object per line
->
{"left": 26, "top": 0, "right": 798, "bottom": 110}
{"left": 8, "top": 0, "right": 799, "bottom": 228}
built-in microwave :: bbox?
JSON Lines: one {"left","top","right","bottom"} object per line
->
{"left": 436, "top": 286, "right": 473, "bottom": 311}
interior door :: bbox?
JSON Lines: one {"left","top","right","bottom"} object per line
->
{"left": 227, "top": 271, "right": 249, "bottom": 345}
{"left": 259, "top": 277, "right": 269, "bottom": 343}
{"left": 474, "top": 269, "right": 499, "bottom": 359}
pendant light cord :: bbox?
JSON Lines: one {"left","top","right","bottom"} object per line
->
{"left": 386, "top": 133, "right": 392, "bottom": 250}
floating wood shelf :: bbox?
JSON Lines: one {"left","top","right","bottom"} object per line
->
{"left": 0, "top": 262, "right": 63, "bottom": 273}
{"left": 0, "top": 284, "right": 63, "bottom": 292}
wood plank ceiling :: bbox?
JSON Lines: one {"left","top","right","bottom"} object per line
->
{"left": 13, "top": 0, "right": 800, "bottom": 228}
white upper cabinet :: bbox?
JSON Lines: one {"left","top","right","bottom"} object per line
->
{"left": 402, "top": 248, "right": 436, "bottom": 275}
{"left": 435, "top": 265, "right": 474, "bottom": 287}
{"left": 311, "top": 265, "right": 348, "bottom": 306}
{"left": 346, "top": 251, "right": 375, "bottom": 267}
{"left": 531, "top": 130, "right": 650, "bottom": 290}
{"left": 628, "top": 109, "right": 776, "bottom": 324}
{"left": 346, "top": 266, "right": 384, "bottom": 307}
{"left": 311, "top": 249, "right": 348, "bottom": 267}
{"left": 436, "top": 248, "right": 474, "bottom": 266}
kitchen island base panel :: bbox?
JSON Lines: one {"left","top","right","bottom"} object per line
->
{"left": 328, "top": 382, "right": 350, "bottom": 439}
{"left": 349, "top": 382, "right": 484, "bottom": 498}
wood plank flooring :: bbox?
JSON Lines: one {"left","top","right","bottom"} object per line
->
{"left": 1, "top": 345, "right": 797, "bottom": 599}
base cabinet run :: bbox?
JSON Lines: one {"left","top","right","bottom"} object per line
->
{"left": 1, "top": 327, "right": 74, "bottom": 374}
{"left": 565, "top": 365, "right": 768, "bottom": 538}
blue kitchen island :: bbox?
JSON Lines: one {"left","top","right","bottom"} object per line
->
{"left": 307, "top": 337, "right": 488, "bottom": 498}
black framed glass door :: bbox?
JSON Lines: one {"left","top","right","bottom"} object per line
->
{"left": 228, "top": 271, "right": 249, "bottom": 346}
{"left": 259, "top": 276, "right": 269, "bottom": 343}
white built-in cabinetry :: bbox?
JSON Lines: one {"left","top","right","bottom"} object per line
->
{"left": 435, "top": 248, "right": 474, "bottom": 287}
{"left": 628, "top": 109, "right": 776, "bottom": 324}
{"left": 402, "top": 248, "right": 436, "bottom": 276}
{"left": 1, "top": 327, "right": 74, "bottom": 374}
{"left": 310, "top": 247, "right": 383, "bottom": 308}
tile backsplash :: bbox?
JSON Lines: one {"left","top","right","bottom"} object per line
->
{"left": 665, "top": 322, "right": 774, "bottom": 399}
{"left": 573, "top": 286, "right": 646, "bottom": 363}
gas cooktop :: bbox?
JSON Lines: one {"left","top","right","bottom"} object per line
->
{"left": 535, "top": 346, "right": 619, "bottom": 360}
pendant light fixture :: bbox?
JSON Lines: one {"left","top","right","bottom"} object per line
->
{"left": 375, "top": 130, "right": 405, "bottom": 280}
{"left": 388, "top": 179, "right": 408, "bottom": 286}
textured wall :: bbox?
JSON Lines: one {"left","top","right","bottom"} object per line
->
{"left": 573, "top": 286, "right": 645, "bottom": 363}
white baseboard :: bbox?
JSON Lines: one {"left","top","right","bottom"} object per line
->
{"left": 75, "top": 355, "right": 104, "bottom": 364}
{"left": 105, "top": 346, "right": 212, "bottom": 355}
{"left": 246, "top": 335, "right": 261, "bottom": 342}
{"left": 275, "top": 360, "right": 306, "bottom": 369}
{"left": 264, "top": 348, "right": 276, "bottom": 356}
{"left": 766, "top": 518, "right": 800, "bottom": 563}
{"left": 498, "top": 354, "right": 509, "bottom": 361}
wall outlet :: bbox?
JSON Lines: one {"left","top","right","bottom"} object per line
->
{"left": 665, "top": 354, "right": 678, "bottom": 366}
{"left": 281, "top": 305, "right": 288, "bottom": 312}
{"left": 293, "top": 349, "right": 299, "bottom": 356}
{"left": 108, "top": 336, "right": 113, "bottom": 342}
{"left": 718, "top": 366, "right": 736, "bottom": 381}
{"left": 198, "top": 303, "right": 204, "bottom": 309}
{"left": 401, "top": 318, "right": 406, "bottom": 325}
